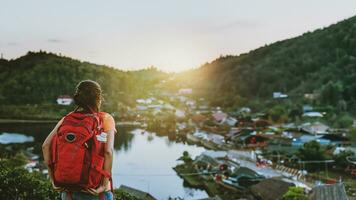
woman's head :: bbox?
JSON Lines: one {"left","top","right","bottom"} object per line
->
{"left": 73, "top": 80, "right": 102, "bottom": 112}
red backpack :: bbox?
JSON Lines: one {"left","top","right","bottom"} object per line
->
{"left": 50, "top": 110, "right": 112, "bottom": 198}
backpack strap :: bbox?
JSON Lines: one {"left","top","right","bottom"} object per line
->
{"left": 90, "top": 165, "right": 110, "bottom": 177}
{"left": 68, "top": 192, "right": 73, "bottom": 200}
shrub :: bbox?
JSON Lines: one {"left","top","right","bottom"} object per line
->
{"left": 0, "top": 162, "right": 59, "bottom": 200}
{"left": 283, "top": 186, "right": 309, "bottom": 200}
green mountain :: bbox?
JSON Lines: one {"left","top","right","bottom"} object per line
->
{"left": 1, "top": 16, "right": 356, "bottom": 119}
{"left": 180, "top": 16, "right": 356, "bottom": 114}
{"left": 0, "top": 51, "right": 166, "bottom": 109}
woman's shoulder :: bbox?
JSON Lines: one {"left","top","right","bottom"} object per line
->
{"left": 99, "top": 112, "right": 116, "bottom": 133}
{"left": 99, "top": 112, "right": 115, "bottom": 122}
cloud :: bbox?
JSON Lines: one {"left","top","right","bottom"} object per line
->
{"left": 47, "top": 38, "right": 64, "bottom": 43}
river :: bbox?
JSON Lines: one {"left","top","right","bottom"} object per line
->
{"left": 0, "top": 122, "right": 209, "bottom": 200}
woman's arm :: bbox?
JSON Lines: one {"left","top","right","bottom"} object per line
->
{"left": 87, "top": 129, "right": 115, "bottom": 195}
{"left": 87, "top": 114, "right": 116, "bottom": 195}
{"left": 42, "top": 118, "right": 63, "bottom": 181}
{"left": 102, "top": 129, "right": 115, "bottom": 187}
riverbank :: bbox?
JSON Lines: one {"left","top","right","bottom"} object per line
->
{"left": 173, "top": 164, "right": 252, "bottom": 199}
{"left": 0, "top": 104, "right": 73, "bottom": 120}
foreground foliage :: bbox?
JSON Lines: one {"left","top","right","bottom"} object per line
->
{"left": 0, "top": 157, "right": 141, "bottom": 200}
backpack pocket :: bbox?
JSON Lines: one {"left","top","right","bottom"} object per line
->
{"left": 54, "top": 144, "right": 86, "bottom": 184}
{"left": 88, "top": 153, "right": 105, "bottom": 188}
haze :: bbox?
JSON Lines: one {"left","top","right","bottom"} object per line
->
{"left": 1, "top": 0, "right": 356, "bottom": 72}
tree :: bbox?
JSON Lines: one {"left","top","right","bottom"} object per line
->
{"left": 177, "top": 151, "right": 193, "bottom": 165}
{"left": 268, "top": 105, "right": 288, "bottom": 123}
{"left": 296, "top": 141, "right": 328, "bottom": 171}
{"left": 333, "top": 114, "right": 353, "bottom": 128}
{"left": 333, "top": 150, "right": 353, "bottom": 169}
{"left": 320, "top": 81, "right": 343, "bottom": 106}
{"left": 297, "top": 141, "right": 327, "bottom": 161}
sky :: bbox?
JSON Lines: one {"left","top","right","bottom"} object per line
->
{"left": 1, "top": 0, "right": 356, "bottom": 72}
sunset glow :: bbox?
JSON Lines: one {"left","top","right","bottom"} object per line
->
{"left": 1, "top": 0, "right": 356, "bottom": 71}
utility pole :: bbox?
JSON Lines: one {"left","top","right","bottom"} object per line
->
{"left": 1, "top": 53, "right": 3, "bottom": 59}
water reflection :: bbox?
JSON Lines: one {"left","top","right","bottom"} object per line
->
{"left": 114, "top": 127, "right": 135, "bottom": 152}
{"left": 113, "top": 129, "right": 208, "bottom": 199}
{"left": 0, "top": 122, "right": 55, "bottom": 156}
{"left": 0, "top": 132, "right": 34, "bottom": 144}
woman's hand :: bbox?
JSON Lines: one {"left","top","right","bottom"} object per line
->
{"left": 84, "top": 185, "right": 106, "bottom": 196}
{"left": 52, "top": 181, "right": 66, "bottom": 192}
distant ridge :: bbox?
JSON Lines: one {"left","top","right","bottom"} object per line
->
{"left": 181, "top": 15, "right": 356, "bottom": 112}
{"left": 0, "top": 51, "right": 166, "bottom": 107}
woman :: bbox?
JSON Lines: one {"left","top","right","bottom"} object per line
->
{"left": 42, "top": 80, "right": 116, "bottom": 200}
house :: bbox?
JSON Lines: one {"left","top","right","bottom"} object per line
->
{"left": 228, "top": 128, "right": 254, "bottom": 141}
{"left": 203, "top": 133, "right": 225, "bottom": 148}
{"left": 304, "top": 93, "right": 319, "bottom": 100}
{"left": 273, "top": 92, "right": 288, "bottom": 99}
{"left": 187, "top": 130, "right": 208, "bottom": 143}
{"left": 212, "top": 111, "right": 228, "bottom": 123}
{"left": 56, "top": 95, "right": 73, "bottom": 105}
{"left": 232, "top": 131, "right": 269, "bottom": 148}
{"left": 320, "top": 134, "right": 351, "bottom": 147}
{"left": 191, "top": 114, "right": 207, "bottom": 127}
{"left": 224, "top": 116, "right": 238, "bottom": 126}
{"left": 186, "top": 100, "right": 196, "bottom": 108}
{"left": 300, "top": 122, "right": 330, "bottom": 135}
{"left": 250, "top": 178, "right": 295, "bottom": 200}
{"left": 253, "top": 119, "right": 270, "bottom": 129}
{"left": 240, "top": 107, "right": 251, "bottom": 113}
{"left": 232, "top": 107, "right": 252, "bottom": 117}
{"left": 119, "top": 185, "right": 157, "bottom": 200}
{"left": 303, "top": 105, "right": 314, "bottom": 113}
{"left": 292, "top": 135, "right": 331, "bottom": 146}
{"left": 203, "top": 150, "right": 228, "bottom": 159}
{"left": 178, "top": 88, "right": 193, "bottom": 95}
{"left": 243, "top": 135, "right": 269, "bottom": 148}
{"left": 197, "top": 104, "right": 210, "bottom": 114}
{"left": 309, "top": 183, "right": 348, "bottom": 200}
{"left": 303, "top": 112, "right": 324, "bottom": 118}
{"left": 236, "top": 116, "right": 254, "bottom": 127}
{"left": 136, "top": 105, "right": 148, "bottom": 111}
{"left": 175, "top": 109, "right": 185, "bottom": 118}
{"left": 136, "top": 98, "right": 152, "bottom": 104}
{"left": 178, "top": 95, "right": 187, "bottom": 102}
{"left": 227, "top": 127, "right": 239, "bottom": 136}
{"left": 193, "top": 152, "right": 222, "bottom": 169}
{"left": 227, "top": 166, "right": 264, "bottom": 188}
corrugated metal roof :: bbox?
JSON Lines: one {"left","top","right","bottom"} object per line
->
{"left": 311, "top": 183, "right": 349, "bottom": 200}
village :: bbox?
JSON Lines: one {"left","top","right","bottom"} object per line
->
{"left": 115, "top": 82, "right": 356, "bottom": 200}
{"left": 11, "top": 84, "right": 356, "bottom": 200}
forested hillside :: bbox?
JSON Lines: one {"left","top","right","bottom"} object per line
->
{"left": 0, "top": 51, "right": 167, "bottom": 112}
{"left": 1, "top": 16, "right": 356, "bottom": 118}
{"left": 178, "top": 16, "right": 356, "bottom": 114}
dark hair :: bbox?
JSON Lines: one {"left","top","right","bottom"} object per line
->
{"left": 73, "top": 80, "right": 102, "bottom": 112}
